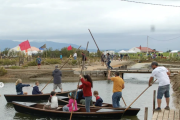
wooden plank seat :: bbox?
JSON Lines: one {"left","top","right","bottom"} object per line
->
{"left": 101, "top": 104, "right": 109, "bottom": 107}
{"left": 96, "top": 109, "right": 124, "bottom": 113}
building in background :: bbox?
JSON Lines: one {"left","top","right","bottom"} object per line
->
{"left": 129, "top": 47, "right": 153, "bottom": 53}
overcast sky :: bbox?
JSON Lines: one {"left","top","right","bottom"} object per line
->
{"left": 0, "top": 0, "right": 180, "bottom": 51}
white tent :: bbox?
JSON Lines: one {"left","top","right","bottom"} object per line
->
{"left": 170, "top": 50, "right": 179, "bottom": 53}
{"left": 127, "top": 50, "right": 137, "bottom": 53}
{"left": 118, "top": 50, "right": 127, "bottom": 53}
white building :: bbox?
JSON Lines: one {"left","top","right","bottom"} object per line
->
{"left": 128, "top": 47, "right": 141, "bottom": 53}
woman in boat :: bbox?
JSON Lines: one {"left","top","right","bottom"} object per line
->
{"left": 63, "top": 92, "right": 78, "bottom": 112}
{"left": 78, "top": 75, "right": 93, "bottom": 112}
{"left": 16, "top": 79, "right": 30, "bottom": 95}
{"left": 44, "top": 91, "right": 58, "bottom": 109}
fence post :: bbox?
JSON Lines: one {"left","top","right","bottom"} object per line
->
{"left": 144, "top": 107, "right": 148, "bottom": 120}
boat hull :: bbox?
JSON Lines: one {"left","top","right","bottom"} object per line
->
{"left": 12, "top": 102, "right": 124, "bottom": 119}
{"left": 4, "top": 90, "right": 76, "bottom": 102}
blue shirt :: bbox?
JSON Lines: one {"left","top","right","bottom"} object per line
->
{"left": 32, "top": 86, "right": 42, "bottom": 94}
{"left": 16, "top": 83, "right": 30, "bottom": 95}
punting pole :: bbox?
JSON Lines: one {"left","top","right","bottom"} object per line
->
{"left": 124, "top": 79, "right": 157, "bottom": 112}
{"left": 70, "top": 42, "right": 89, "bottom": 120}
{"left": 40, "top": 45, "right": 81, "bottom": 92}
{"left": 88, "top": 29, "right": 100, "bottom": 52}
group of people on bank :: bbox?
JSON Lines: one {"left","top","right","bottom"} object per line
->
{"left": 15, "top": 60, "right": 170, "bottom": 112}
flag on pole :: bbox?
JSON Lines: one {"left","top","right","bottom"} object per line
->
{"left": 67, "top": 45, "right": 72, "bottom": 51}
{"left": 19, "top": 40, "right": 31, "bottom": 51}
{"left": 39, "top": 44, "right": 46, "bottom": 50}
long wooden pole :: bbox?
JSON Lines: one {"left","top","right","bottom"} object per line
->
{"left": 70, "top": 42, "right": 89, "bottom": 120}
{"left": 124, "top": 79, "right": 157, "bottom": 112}
{"left": 40, "top": 45, "right": 81, "bottom": 92}
{"left": 88, "top": 29, "right": 100, "bottom": 52}
{"left": 122, "top": 97, "right": 127, "bottom": 106}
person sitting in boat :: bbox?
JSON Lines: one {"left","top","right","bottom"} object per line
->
{"left": 63, "top": 92, "right": 78, "bottom": 112}
{"left": 16, "top": 79, "right": 30, "bottom": 95}
{"left": 32, "top": 81, "right": 43, "bottom": 95}
{"left": 76, "top": 90, "right": 85, "bottom": 104}
{"left": 44, "top": 91, "right": 58, "bottom": 109}
{"left": 93, "top": 91, "right": 103, "bottom": 106}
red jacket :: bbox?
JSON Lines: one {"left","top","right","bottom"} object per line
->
{"left": 79, "top": 78, "right": 92, "bottom": 97}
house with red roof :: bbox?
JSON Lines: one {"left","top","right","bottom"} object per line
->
{"left": 129, "top": 47, "right": 153, "bottom": 53}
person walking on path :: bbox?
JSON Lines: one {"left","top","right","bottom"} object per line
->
{"left": 149, "top": 62, "right": 171, "bottom": 111}
{"left": 60, "top": 54, "right": 63, "bottom": 60}
{"left": 36, "top": 56, "right": 42, "bottom": 69}
{"left": 108, "top": 70, "right": 125, "bottom": 108}
{"left": 52, "top": 65, "right": 63, "bottom": 92}
{"left": 101, "top": 53, "right": 105, "bottom": 66}
{"left": 81, "top": 52, "right": 87, "bottom": 70}
{"left": 78, "top": 75, "right": 93, "bottom": 112}
{"left": 106, "top": 53, "right": 113, "bottom": 70}
{"left": 73, "top": 52, "right": 77, "bottom": 60}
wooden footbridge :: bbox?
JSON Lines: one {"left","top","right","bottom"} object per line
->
{"left": 152, "top": 109, "right": 179, "bottom": 120}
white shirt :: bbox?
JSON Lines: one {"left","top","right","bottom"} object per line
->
{"left": 151, "top": 66, "right": 170, "bottom": 86}
{"left": 46, "top": 96, "right": 58, "bottom": 108}
{"left": 73, "top": 53, "right": 77, "bottom": 57}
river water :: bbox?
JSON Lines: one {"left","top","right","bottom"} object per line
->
{"left": 0, "top": 73, "right": 174, "bottom": 120}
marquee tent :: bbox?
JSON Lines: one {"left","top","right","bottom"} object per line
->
{"left": 118, "top": 50, "right": 127, "bottom": 53}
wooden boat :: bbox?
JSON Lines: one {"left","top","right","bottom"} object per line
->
{"left": 58, "top": 97, "right": 140, "bottom": 116}
{"left": 4, "top": 90, "right": 76, "bottom": 102}
{"left": 12, "top": 102, "right": 124, "bottom": 119}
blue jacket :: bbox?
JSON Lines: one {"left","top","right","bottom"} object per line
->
{"left": 95, "top": 96, "right": 103, "bottom": 106}
{"left": 16, "top": 83, "right": 30, "bottom": 95}
{"left": 32, "top": 86, "right": 42, "bottom": 95}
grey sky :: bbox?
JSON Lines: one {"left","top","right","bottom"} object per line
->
{"left": 0, "top": 0, "right": 180, "bottom": 51}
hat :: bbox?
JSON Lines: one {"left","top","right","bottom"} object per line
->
{"left": 55, "top": 65, "right": 58, "bottom": 68}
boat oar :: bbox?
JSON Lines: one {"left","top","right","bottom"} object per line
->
{"left": 122, "top": 97, "right": 127, "bottom": 106}
{"left": 124, "top": 79, "right": 157, "bottom": 112}
{"left": 70, "top": 42, "right": 89, "bottom": 120}
{"left": 40, "top": 45, "right": 81, "bottom": 92}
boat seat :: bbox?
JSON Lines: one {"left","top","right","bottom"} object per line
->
{"left": 96, "top": 109, "right": 124, "bottom": 113}
{"left": 101, "top": 104, "right": 109, "bottom": 107}
{"left": 55, "top": 107, "right": 62, "bottom": 111}
{"left": 75, "top": 108, "right": 81, "bottom": 112}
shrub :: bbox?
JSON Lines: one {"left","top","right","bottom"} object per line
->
{"left": 0, "top": 67, "right": 7, "bottom": 76}
{"left": 9, "top": 66, "right": 21, "bottom": 69}
{"left": 28, "top": 61, "right": 37, "bottom": 66}
{"left": 72, "top": 60, "right": 77, "bottom": 65}
{"left": 45, "top": 59, "right": 61, "bottom": 64}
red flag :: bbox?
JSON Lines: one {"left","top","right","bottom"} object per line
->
{"left": 67, "top": 45, "right": 72, "bottom": 51}
{"left": 140, "top": 45, "right": 141, "bottom": 50}
{"left": 19, "top": 40, "right": 31, "bottom": 51}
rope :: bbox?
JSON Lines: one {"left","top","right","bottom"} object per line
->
{"left": 120, "top": 0, "right": 180, "bottom": 8}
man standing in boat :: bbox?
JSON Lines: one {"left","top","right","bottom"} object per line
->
{"left": 52, "top": 65, "right": 63, "bottom": 92}
{"left": 107, "top": 70, "right": 125, "bottom": 108}
{"left": 149, "top": 62, "right": 170, "bottom": 111}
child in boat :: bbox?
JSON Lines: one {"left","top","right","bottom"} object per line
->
{"left": 63, "top": 92, "right": 78, "bottom": 112}
{"left": 32, "top": 81, "right": 43, "bottom": 95}
{"left": 93, "top": 91, "right": 103, "bottom": 106}
{"left": 44, "top": 91, "right": 58, "bottom": 109}
{"left": 16, "top": 79, "right": 30, "bottom": 95}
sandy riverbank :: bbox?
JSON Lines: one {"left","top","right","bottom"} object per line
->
{"left": 0, "top": 60, "right": 133, "bottom": 81}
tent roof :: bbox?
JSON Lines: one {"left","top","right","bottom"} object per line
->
{"left": 118, "top": 50, "right": 127, "bottom": 53}
{"left": 170, "top": 50, "right": 179, "bottom": 53}
{"left": 27, "top": 47, "right": 40, "bottom": 51}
